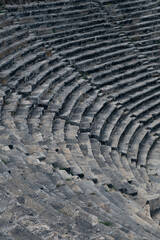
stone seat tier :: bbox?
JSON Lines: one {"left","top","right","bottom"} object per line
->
{"left": 107, "top": 74, "right": 159, "bottom": 101}
{"left": 98, "top": 116, "right": 151, "bottom": 188}
{"left": 137, "top": 132, "right": 158, "bottom": 167}
{"left": 55, "top": 35, "right": 121, "bottom": 55}
{"left": 80, "top": 53, "right": 137, "bottom": 74}
{"left": 83, "top": 103, "right": 146, "bottom": 188}
{"left": 117, "top": 1, "right": 158, "bottom": 14}
{"left": 68, "top": 46, "right": 134, "bottom": 70}
{"left": 42, "top": 27, "right": 115, "bottom": 44}
{"left": 0, "top": 32, "right": 35, "bottom": 61}
{"left": 90, "top": 101, "right": 116, "bottom": 139}
{"left": 21, "top": 17, "right": 108, "bottom": 33}
{"left": 0, "top": 29, "right": 29, "bottom": 50}
{"left": 0, "top": 16, "right": 13, "bottom": 28}
{"left": 1, "top": 50, "right": 46, "bottom": 86}
{"left": 53, "top": 121, "right": 98, "bottom": 183}
{"left": 74, "top": 94, "right": 146, "bottom": 188}
{"left": 47, "top": 78, "right": 86, "bottom": 114}
{"left": 117, "top": 7, "right": 160, "bottom": 24}
{"left": 59, "top": 40, "right": 129, "bottom": 60}
{"left": 6, "top": 63, "right": 69, "bottom": 120}
{"left": 16, "top": 5, "right": 100, "bottom": 23}
{"left": 91, "top": 64, "right": 152, "bottom": 86}
{"left": 80, "top": 94, "right": 109, "bottom": 132}
{"left": 69, "top": 89, "right": 99, "bottom": 126}
{"left": 93, "top": 137, "right": 142, "bottom": 193}
{"left": 113, "top": 114, "right": 160, "bottom": 177}
{"left": 1, "top": 0, "right": 160, "bottom": 239}
{"left": 109, "top": 96, "right": 160, "bottom": 148}
{"left": 115, "top": 80, "right": 160, "bottom": 108}
{"left": 38, "top": 71, "right": 80, "bottom": 108}
{"left": 6, "top": 0, "right": 96, "bottom": 12}
{"left": 117, "top": 0, "right": 150, "bottom": 8}
{"left": 0, "top": 24, "right": 23, "bottom": 39}
{"left": 40, "top": 111, "right": 85, "bottom": 178}
{"left": 0, "top": 48, "right": 57, "bottom": 104}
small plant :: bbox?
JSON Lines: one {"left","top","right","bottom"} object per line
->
{"left": 82, "top": 74, "right": 88, "bottom": 80}
{"left": 99, "top": 221, "right": 113, "bottom": 226}
{"left": 105, "top": 2, "right": 111, "bottom": 6}
{"left": 46, "top": 50, "right": 52, "bottom": 57}
{"left": 130, "top": 37, "right": 140, "bottom": 42}
{"left": 111, "top": 185, "right": 117, "bottom": 191}
{"left": 1, "top": 158, "right": 7, "bottom": 165}
{"left": 90, "top": 192, "right": 97, "bottom": 195}
{"left": 1, "top": 78, "right": 7, "bottom": 85}
{"left": 0, "top": 9, "right": 5, "bottom": 13}
{"left": 58, "top": 167, "right": 64, "bottom": 170}
{"left": 0, "top": 4, "right": 5, "bottom": 13}
{"left": 66, "top": 178, "right": 71, "bottom": 181}
{"left": 88, "top": 202, "right": 92, "bottom": 207}
{"left": 52, "top": 29, "right": 56, "bottom": 33}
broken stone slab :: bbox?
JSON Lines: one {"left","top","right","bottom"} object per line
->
{"left": 147, "top": 194, "right": 160, "bottom": 215}
{"left": 18, "top": 85, "right": 32, "bottom": 97}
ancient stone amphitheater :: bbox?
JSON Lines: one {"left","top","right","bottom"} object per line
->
{"left": 2, "top": 0, "right": 160, "bottom": 239}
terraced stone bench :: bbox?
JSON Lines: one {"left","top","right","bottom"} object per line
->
{"left": 1, "top": 0, "right": 160, "bottom": 239}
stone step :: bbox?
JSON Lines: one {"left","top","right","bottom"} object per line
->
{"left": 70, "top": 89, "right": 98, "bottom": 125}
{"left": 59, "top": 84, "right": 93, "bottom": 120}
{"left": 0, "top": 30, "right": 28, "bottom": 50}
{"left": 6, "top": 1, "right": 98, "bottom": 14}
{"left": 91, "top": 102, "right": 116, "bottom": 139}
{"left": 0, "top": 16, "right": 13, "bottom": 28}
{"left": 1, "top": 0, "right": 160, "bottom": 238}
{"left": 137, "top": 133, "right": 158, "bottom": 167}
{"left": 38, "top": 71, "right": 80, "bottom": 108}
{"left": 0, "top": 41, "right": 44, "bottom": 72}
{"left": 17, "top": 6, "right": 100, "bottom": 24}
{"left": 92, "top": 64, "right": 150, "bottom": 86}
{"left": 60, "top": 41, "right": 129, "bottom": 60}
{"left": 3, "top": 94, "right": 21, "bottom": 115}
{"left": 29, "top": 67, "right": 73, "bottom": 103}
{"left": 0, "top": 34, "right": 36, "bottom": 61}
{"left": 100, "top": 108, "right": 125, "bottom": 143}
{"left": 1, "top": 51, "right": 46, "bottom": 84}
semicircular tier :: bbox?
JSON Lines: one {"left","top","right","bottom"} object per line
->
{"left": 1, "top": 0, "right": 160, "bottom": 239}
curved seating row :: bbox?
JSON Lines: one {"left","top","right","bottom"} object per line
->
{"left": 1, "top": 0, "right": 160, "bottom": 239}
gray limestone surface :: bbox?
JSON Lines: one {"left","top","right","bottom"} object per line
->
{"left": 1, "top": 0, "right": 160, "bottom": 239}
